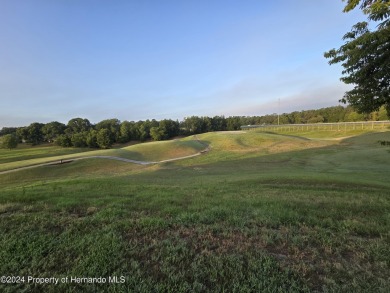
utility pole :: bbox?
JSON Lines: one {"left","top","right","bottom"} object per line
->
{"left": 278, "top": 98, "right": 280, "bottom": 125}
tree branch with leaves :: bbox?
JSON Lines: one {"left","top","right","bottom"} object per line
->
{"left": 324, "top": 0, "right": 390, "bottom": 116}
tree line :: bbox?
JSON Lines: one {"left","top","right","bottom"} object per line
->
{"left": 1, "top": 105, "right": 389, "bottom": 149}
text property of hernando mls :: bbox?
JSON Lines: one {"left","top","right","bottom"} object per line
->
{"left": 1, "top": 276, "right": 126, "bottom": 285}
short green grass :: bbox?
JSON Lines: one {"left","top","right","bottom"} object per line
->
{"left": 0, "top": 144, "right": 90, "bottom": 164}
{"left": 0, "top": 130, "right": 389, "bottom": 292}
{"left": 0, "top": 138, "right": 206, "bottom": 172}
{"left": 115, "top": 139, "right": 206, "bottom": 161}
{"left": 275, "top": 128, "right": 388, "bottom": 140}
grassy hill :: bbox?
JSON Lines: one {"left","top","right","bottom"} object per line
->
{"left": 0, "top": 138, "right": 206, "bottom": 172}
{"left": 0, "top": 129, "right": 389, "bottom": 292}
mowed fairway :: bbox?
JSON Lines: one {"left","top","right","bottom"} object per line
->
{"left": 0, "top": 130, "right": 389, "bottom": 292}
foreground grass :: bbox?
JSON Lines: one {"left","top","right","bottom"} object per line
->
{"left": 0, "top": 131, "right": 389, "bottom": 292}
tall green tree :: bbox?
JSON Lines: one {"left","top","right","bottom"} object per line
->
{"left": 96, "top": 129, "right": 112, "bottom": 149}
{"left": 210, "top": 116, "right": 227, "bottom": 131}
{"left": 324, "top": 0, "right": 390, "bottom": 116}
{"left": 226, "top": 117, "right": 241, "bottom": 130}
{"left": 42, "top": 121, "right": 66, "bottom": 142}
{"left": 137, "top": 120, "right": 156, "bottom": 141}
{"left": 16, "top": 127, "right": 29, "bottom": 142}
{"left": 55, "top": 134, "right": 72, "bottom": 147}
{"left": 182, "top": 116, "right": 204, "bottom": 134}
{"left": 1, "top": 134, "right": 18, "bottom": 150}
{"left": 95, "top": 119, "right": 121, "bottom": 143}
{"left": 71, "top": 132, "right": 88, "bottom": 147}
{"left": 158, "top": 119, "right": 180, "bottom": 139}
{"left": 0, "top": 127, "right": 17, "bottom": 136}
{"left": 66, "top": 118, "right": 92, "bottom": 134}
{"left": 150, "top": 126, "right": 165, "bottom": 141}
{"left": 119, "top": 121, "right": 133, "bottom": 143}
{"left": 86, "top": 129, "right": 98, "bottom": 148}
{"left": 26, "top": 122, "right": 45, "bottom": 145}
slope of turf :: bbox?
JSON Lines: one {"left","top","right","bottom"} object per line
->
{"left": 0, "top": 130, "right": 389, "bottom": 292}
{"left": 0, "top": 138, "right": 206, "bottom": 172}
{"left": 0, "top": 144, "right": 89, "bottom": 164}
{"left": 177, "top": 131, "right": 335, "bottom": 166}
{"left": 276, "top": 127, "right": 390, "bottom": 140}
{"left": 114, "top": 139, "right": 206, "bottom": 161}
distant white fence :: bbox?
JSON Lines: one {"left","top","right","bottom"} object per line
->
{"left": 241, "top": 121, "right": 390, "bottom": 132}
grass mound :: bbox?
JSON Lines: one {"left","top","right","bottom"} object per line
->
{"left": 181, "top": 131, "right": 334, "bottom": 166}
{"left": 116, "top": 139, "right": 206, "bottom": 161}
{"left": 199, "top": 131, "right": 326, "bottom": 153}
{"left": 0, "top": 138, "right": 207, "bottom": 172}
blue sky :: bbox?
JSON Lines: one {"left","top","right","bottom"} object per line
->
{"left": 0, "top": 0, "right": 364, "bottom": 127}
